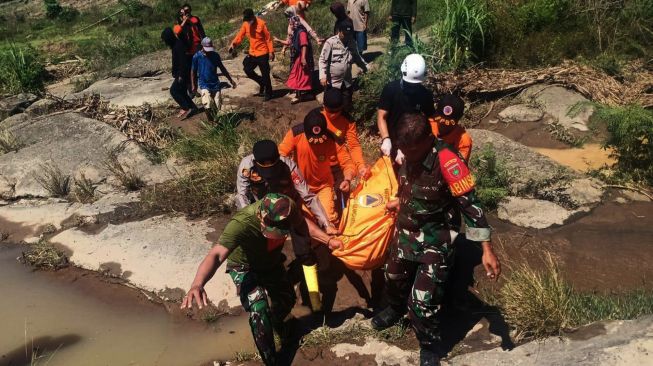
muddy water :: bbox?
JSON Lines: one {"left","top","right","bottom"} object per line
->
{"left": 532, "top": 144, "right": 616, "bottom": 172}
{"left": 0, "top": 245, "right": 254, "bottom": 366}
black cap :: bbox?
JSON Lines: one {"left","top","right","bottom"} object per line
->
{"left": 323, "top": 88, "right": 344, "bottom": 109}
{"left": 304, "top": 108, "right": 329, "bottom": 144}
{"left": 243, "top": 8, "right": 255, "bottom": 21}
{"left": 253, "top": 140, "right": 284, "bottom": 181}
{"left": 435, "top": 94, "right": 465, "bottom": 121}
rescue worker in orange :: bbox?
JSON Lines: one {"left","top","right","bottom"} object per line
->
{"left": 279, "top": 108, "right": 356, "bottom": 225}
{"left": 430, "top": 94, "right": 472, "bottom": 161}
{"left": 229, "top": 9, "right": 275, "bottom": 101}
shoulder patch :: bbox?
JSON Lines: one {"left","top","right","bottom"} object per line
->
{"left": 438, "top": 148, "right": 475, "bottom": 197}
{"left": 292, "top": 123, "right": 305, "bottom": 137}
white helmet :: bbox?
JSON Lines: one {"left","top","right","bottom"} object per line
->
{"left": 401, "top": 54, "right": 426, "bottom": 83}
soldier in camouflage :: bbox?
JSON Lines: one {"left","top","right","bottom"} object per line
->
{"left": 182, "top": 193, "right": 342, "bottom": 365}
{"left": 371, "top": 113, "right": 501, "bottom": 366}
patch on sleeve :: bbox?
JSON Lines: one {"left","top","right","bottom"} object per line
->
{"left": 439, "top": 148, "right": 475, "bottom": 197}
{"left": 291, "top": 170, "right": 304, "bottom": 186}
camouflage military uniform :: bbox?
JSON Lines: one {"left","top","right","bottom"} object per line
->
{"left": 227, "top": 264, "right": 295, "bottom": 365}
{"left": 219, "top": 194, "right": 316, "bottom": 366}
{"left": 386, "top": 140, "right": 491, "bottom": 352}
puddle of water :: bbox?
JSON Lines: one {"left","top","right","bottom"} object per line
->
{"left": 532, "top": 144, "right": 615, "bottom": 172}
{"left": 0, "top": 245, "right": 254, "bottom": 366}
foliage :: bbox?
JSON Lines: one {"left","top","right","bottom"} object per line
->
{"left": 0, "top": 129, "right": 23, "bottom": 154}
{"left": 469, "top": 144, "right": 510, "bottom": 210}
{"left": 301, "top": 320, "right": 409, "bottom": 348}
{"left": 34, "top": 163, "right": 71, "bottom": 198}
{"left": 593, "top": 104, "right": 653, "bottom": 185}
{"left": 429, "top": 0, "right": 491, "bottom": 70}
{"left": 144, "top": 113, "right": 255, "bottom": 216}
{"left": 21, "top": 239, "right": 69, "bottom": 270}
{"left": 71, "top": 173, "right": 97, "bottom": 203}
{"left": 43, "top": 0, "right": 79, "bottom": 21}
{"left": 498, "top": 251, "right": 653, "bottom": 340}
{"left": 103, "top": 145, "right": 145, "bottom": 191}
{"left": 0, "top": 44, "right": 46, "bottom": 94}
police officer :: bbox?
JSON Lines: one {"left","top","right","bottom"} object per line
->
{"left": 371, "top": 113, "right": 501, "bottom": 366}
{"left": 236, "top": 139, "right": 339, "bottom": 235}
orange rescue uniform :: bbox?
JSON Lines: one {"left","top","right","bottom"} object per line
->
{"left": 324, "top": 110, "right": 366, "bottom": 172}
{"left": 231, "top": 17, "right": 274, "bottom": 57}
{"left": 430, "top": 121, "right": 473, "bottom": 161}
{"left": 281, "top": 0, "right": 311, "bottom": 6}
{"left": 279, "top": 124, "right": 356, "bottom": 224}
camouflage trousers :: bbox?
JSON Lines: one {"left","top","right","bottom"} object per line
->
{"left": 384, "top": 247, "right": 454, "bottom": 350}
{"left": 227, "top": 264, "right": 296, "bottom": 366}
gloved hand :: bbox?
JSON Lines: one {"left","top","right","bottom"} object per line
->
{"left": 381, "top": 138, "right": 392, "bottom": 156}
{"left": 395, "top": 149, "right": 405, "bottom": 165}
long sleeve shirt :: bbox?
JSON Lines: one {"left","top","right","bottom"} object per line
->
{"left": 231, "top": 17, "right": 274, "bottom": 57}
{"left": 318, "top": 35, "right": 367, "bottom": 89}
{"left": 430, "top": 122, "right": 473, "bottom": 161}
{"left": 323, "top": 110, "right": 366, "bottom": 172}
{"left": 278, "top": 124, "right": 356, "bottom": 193}
{"left": 235, "top": 154, "right": 332, "bottom": 229}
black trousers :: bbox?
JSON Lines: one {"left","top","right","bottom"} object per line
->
{"left": 170, "top": 77, "right": 197, "bottom": 111}
{"left": 243, "top": 54, "right": 273, "bottom": 97}
{"left": 390, "top": 15, "right": 413, "bottom": 46}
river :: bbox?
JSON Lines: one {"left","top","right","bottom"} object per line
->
{"left": 0, "top": 245, "right": 254, "bottom": 366}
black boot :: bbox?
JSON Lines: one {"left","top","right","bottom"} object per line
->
{"left": 420, "top": 348, "right": 441, "bottom": 366}
{"left": 371, "top": 306, "right": 404, "bottom": 330}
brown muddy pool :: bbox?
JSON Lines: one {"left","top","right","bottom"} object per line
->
{"left": 0, "top": 245, "right": 254, "bottom": 366}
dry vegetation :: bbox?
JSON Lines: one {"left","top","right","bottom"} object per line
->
{"left": 21, "top": 239, "right": 69, "bottom": 270}
{"left": 34, "top": 163, "right": 71, "bottom": 197}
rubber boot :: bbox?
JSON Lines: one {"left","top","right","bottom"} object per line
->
{"left": 371, "top": 306, "right": 404, "bottom": 331}
{"left": 420, "top": 348, "right": 441, "bottom": 366}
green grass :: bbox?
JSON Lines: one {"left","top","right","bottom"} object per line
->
{"left": 0, "top": 44, "right": 46, "bottom": 94}
{"left": 497, "top": 252, "right": 653, "bottom": 340}
{"left": 469, "top": 144, "right": 510, "bottom": 210}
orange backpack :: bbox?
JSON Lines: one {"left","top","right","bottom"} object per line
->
{"left": 332, "top": 157, "right": 398, "bottom": 270}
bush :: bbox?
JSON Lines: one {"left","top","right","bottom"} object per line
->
{"left": 22, "top": 239, "right": 69, "bottom": 270}
{"left": 43, "top": 0, "right": 79, "bottom": 22}
{"left": 0, "top": 44, "right": 46, "bottom": 94}
{"left": 429, "top": 0, "right": 490, "bottom": 70}
{"left": 469, "top": 144, "right": 510, "bottom": 210}
{"left": 594, "top": 104, "right": 653, "bottom": 185}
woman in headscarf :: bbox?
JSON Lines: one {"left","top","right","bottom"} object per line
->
{"left": 280, "top": 5, "right": 322, "bottom": 47}
{"left": 274, "top": 14, "right": 314, "bottom": 104}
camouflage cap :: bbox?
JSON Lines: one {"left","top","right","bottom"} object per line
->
{"left": 258, "top": 193, "right": 293, "bottom": 238}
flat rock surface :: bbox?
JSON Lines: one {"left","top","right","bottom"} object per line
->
{"left": 447, "top": 317, "right": 653, "bottom": 365}
{"left": 498, "top": 104, "right": 544, "bottom": 122}
{"left": 498, "top": 196, "right": 573, "bottom": 229}
{"left": 109, "top": 49, "right": 170, "bottom": 78}
{"left": 0, "top": 112, "right": 171, "bottom": 198}
{"left": 51, "top": 215, "right": 239, "bottom": 309}
{"left": 68, "top": 76, "right": 174, "bottom": 107}
{"left": 520, "top": 85, "right": 594, "bottom": 131}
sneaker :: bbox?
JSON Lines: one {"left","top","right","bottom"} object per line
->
{"left": 371, "top": 306, "right": 404, "bottom": 331}
{"left": 420, "top": 348, "right": 441, "bottom": 366}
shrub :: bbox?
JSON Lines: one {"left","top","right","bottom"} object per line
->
{"left": 103, "top": 145, "right": 145, "bottom": 191}
{"left": 0, "top": 44, "right": 46, "bottom": 94}
{"left": 22, "top": 239, "right": 69, "bottom": 270}
{"left": 594, "top": 104, "right": 653, "bottom": 185}
{"left": 71, "top": 173, "right": 97, "bottom": 203}
{"left": 429, "top": 0, "right": 490, "bottom": 70}
{"left": 34, "top": 163, "right": 71, "bottom": 198}
{"left": 469, "top": 144, "right": 510, "bottom": 210}
{"left": 43, "top": 0, "right": 79, "bottom": 21}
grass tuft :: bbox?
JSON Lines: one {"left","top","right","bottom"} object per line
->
{"left": 71, "top": 173, "right": 97, "bottom": 203}
{"left": 22, "top": 239, "right": 69, "bottom": 270}
{"left": 234, "top": 350, "right": 261, "bottom": 362}
{"left": 0, "top": 44, "right": 46, "bottom": 94}
{"left": 103, "top": 145, "right": 145, "bottom": 191}
{"left": 469, "top": 144, "right": 510, "bottom": 210}
{"left": 0, "top": 129, "right": 23, "bottom": 154}
{"left": 34, "top": 163, "right": 71, "bottom": 198}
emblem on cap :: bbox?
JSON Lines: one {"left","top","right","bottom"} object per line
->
{"left": 312, "top": 126, "right": 322, "bottom": 135}
{"left": 443, "top": 105, "right": 453, "bottom": 116}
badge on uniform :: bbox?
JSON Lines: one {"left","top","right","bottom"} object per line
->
{"left": 291, "top": 171, "right": 303, "bottom": 185}
{"left": 439, "top": 149, "right": 475, "bottom": 197}
{"left": 242, "top": 168, "right": 250, "bottom": 178}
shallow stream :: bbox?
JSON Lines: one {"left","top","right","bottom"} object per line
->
{"left": 0, "top": 245, "right": 254, "bottom": 366}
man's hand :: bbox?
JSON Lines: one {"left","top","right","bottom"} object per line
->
{"left": 270, "top": 53, "right": 276, "bottom": 62}
{"left": 325, "top": 225, "right": 340, "bottom": 235}
{"left": 380, "top": 137, "right": 392, "bottom": 156}
{"left": 339, "top": 179, "right": 351, "bottom": 193}
{"left": 395, "top": 149, "right": 405, "bottom": 165}
{"left": 358, "top": 165, "right": 371, "bottom": 180}
{"left": 481, "top": 242, "right": 501, "bottom": 281}
{"left": 386, "top": 198, "right": 399, "bottom": 212}
{"left": 327, "top": 237, "right": 344, "bottom": 251}
{"left": 320, "top": 78, "right": 328, "bottom": 87}
{"left": 181, "top": 285, "right": 208, "bottom": 309}
{"left": 318, "top": 38, "right": 325, "bottom": 46}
